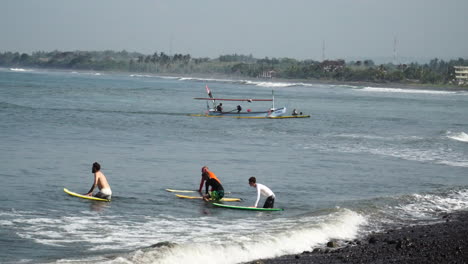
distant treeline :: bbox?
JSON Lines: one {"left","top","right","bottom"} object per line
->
{"left": 1, "top": 50, "right": 467, "bottom": 86}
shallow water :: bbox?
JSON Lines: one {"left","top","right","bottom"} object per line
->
{"left": 0, "top": 68, "right": 467, "bottom": 263}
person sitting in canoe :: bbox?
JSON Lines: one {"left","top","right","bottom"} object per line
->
{"left": 199, "top": 166, "right": 224, "bottom": 201}
{"left": 216, "top": 103, "right": 223, "bottom": 112}
{"left": 236, "top": 105, "right": 242, "bottom": 113}
{"left": 85, "top": 162, "right": 112, "bottom": 199}
{"left": 248, "top": 177, "right": 275, "bottom": 208}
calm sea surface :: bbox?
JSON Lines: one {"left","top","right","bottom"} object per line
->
{"left": 1, "top": 68, "right": 467, "bottom": 263}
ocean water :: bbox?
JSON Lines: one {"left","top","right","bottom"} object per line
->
{"left": 1, "top": 67, "right": 467, "bottom": 264}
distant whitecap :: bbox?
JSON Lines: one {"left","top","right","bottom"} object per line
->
{"left": 447, "top": 131, "right": 468, "bottom": 143}
{"left": 10, "top": 68, "right": 32, "bottom": 72}
{"left": 360, "top": 87, "right": 459, "bottom": 95}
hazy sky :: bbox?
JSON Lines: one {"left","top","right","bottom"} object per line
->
{"left": 1, "top": 0, "right": 467, "bottom": 61}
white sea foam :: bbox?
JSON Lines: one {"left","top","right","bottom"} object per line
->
{"left": 69, "top": 71, "right": 103, "bottom": 76}
{"left": 334, "top": 133, "right": 424, "bottom": 142}
{"left": 243, "top": 80, "right": 314, "bottom": 88}
{"left": 4, "top": 209, "right": 365, "bottom": 264}
{"left": 396, "top": 189, "right": 468, "bottom": 220}
{"left": 174, "top": 76, "right": 316, "bottom": 88}
{"left": 447, "top": 131, "right": 468, "bottom": 143}
{"left": 178, "top": 77, "right": 236, "bottom": 83}
{"left": 360, "top": 87, "right": 459, "bottom": 95}
{"left": 130, "top": 74, "right": 153, "bottom": 78}
{"left": 97, "top": 209, "right": 366, "bottom": 264}
{"left": 156, "top": 76, "right": 180, "bottom": 80}
{"left": 10, "top": 68, "right": 33, "bottom": 72}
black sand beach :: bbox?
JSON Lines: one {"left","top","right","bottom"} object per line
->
{"left": 248, "top": 211, "right": 468, "bottom": 264}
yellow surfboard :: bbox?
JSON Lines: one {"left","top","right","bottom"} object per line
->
{"left": 175, "top": 194, "right": 241, "bottom": 202}
{"left": 165, "top": 189, "right": 196, "bottom": 193}
{"left": 64, "top": 188, "right": 110, "bottom": 202}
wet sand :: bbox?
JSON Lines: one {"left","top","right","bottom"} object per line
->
{"left": 248, "top": 211, "right": 468, "bottom": 264}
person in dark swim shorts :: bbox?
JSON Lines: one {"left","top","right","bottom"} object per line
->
{"left": 248, "top": 176, "right": 275, "bottom": 208}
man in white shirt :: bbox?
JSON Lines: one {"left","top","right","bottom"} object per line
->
{"left": 248, "top": 176, "right": 276, "bottom": 208}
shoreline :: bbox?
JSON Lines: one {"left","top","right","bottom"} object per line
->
{"left": 248, "top": 211, "right": 468, "bottom": 264}
{"left": 3, "top": 66, "right": 467, "bottom": 91}
{"left": 155, "top": 72, "right": 468, "bottom": 91}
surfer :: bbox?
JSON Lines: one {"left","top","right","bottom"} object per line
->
{"left": 199, "top": 166, "right": 224, "bottom": 201}
{"left": 85, "top": 162, "right": 112, "bottom": 199}
{"left": 248, "top": 177, "right": 275, "bottom": 208}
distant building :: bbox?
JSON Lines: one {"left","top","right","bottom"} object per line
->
{"left": 454, "top": 66, "right": 468, "bottom": 85}
{"left": 320, "top": 60, "right": 345, "bottom": 72}
{"left": 259, "top": 70, "right": 276, "bottom": 78}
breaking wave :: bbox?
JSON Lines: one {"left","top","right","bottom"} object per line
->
{"left": 446, "top": 131, "right": 468, "bottom": 143}
{"left": 10, "top": 68, "right": 33, "bottom": 72}
{"left": 359, "top": 87, "right": 462, "bottom": 95}
{"left": 393, "top": 188, "right": 468, "bottom": 220}
{"left": 45, "top": 209, "right": 365, "bottom": 264}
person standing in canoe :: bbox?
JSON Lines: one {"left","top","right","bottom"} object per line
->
{"left": 199, "top": 166, "right": 224, "bottom": 201}
{"left": 248, "top": 177, "right": 276, "bottom": 208}
{"left": 85, "top": 162, "right": 112, "bottom": 199}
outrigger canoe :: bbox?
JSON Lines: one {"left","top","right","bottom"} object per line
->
{"left": 190, "top": 85, "right": 310, "bottom": 119}
{"left": 189, "top": 113, "right": 310, "bottom": 119}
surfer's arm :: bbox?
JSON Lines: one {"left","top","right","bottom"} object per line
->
{"left": 198, "top": 177, "right": 204, "bottom": 193}
{"left": 85, "top": 184, "right": 95, "bottom": 196}
{"left": 205, "top": 180, "right": 210, "bottom": 195}
{"left": 254, "top": 187, "right": 261, "bottom": 208}
{"left": 85, "top": 174, "right": 98, "bottom": 195}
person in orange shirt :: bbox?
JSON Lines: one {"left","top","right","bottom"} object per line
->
{"left": 198, "top": 166, "right": 224, "bottom": 201}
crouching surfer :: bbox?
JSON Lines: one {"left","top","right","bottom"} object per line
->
{"left": 85, "top": 162, "right": 112, "bottom": 199}
{"left": 248, "top": 177, "right": 275, "bottom": 208}
{"left": 199, "top": 166, "right": 224, "bottom": 201}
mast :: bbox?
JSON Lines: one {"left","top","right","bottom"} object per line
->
{"left": 272, "top": 90, "right": 275, "bottom": 110}
{"left": 205, "top": 84, "right": 215, "bottom": 109}
{"left": 322, "top": 40, "right": 325, "bottom": 61}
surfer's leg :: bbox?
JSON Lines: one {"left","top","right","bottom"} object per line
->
{"left": 95, "top": 192, "right": 110, "bottom": 199}
{"left": 210, "top": 191, "right": 219, "bottom": 201}
{"left": 217, "top": 190, "right": 224, "bottom": 200}
{"left": 211, "top": 190, "right": 224, "bottom": 201}
{"left": 263, "top": 196, "right": 275, "bottom": 208}
{"left": 95, "top": 188, "right": 112, "bottom": 199}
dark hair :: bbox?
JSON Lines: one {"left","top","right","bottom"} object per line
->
{"left": 92, "top": 162, "right": 101, "bottom": 173}
{"left": 249, "top": 177, "right": 256, "bottom": 183}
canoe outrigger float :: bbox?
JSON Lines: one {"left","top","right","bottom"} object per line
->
{"left": 190, "top": 85, "right": 310, "bottom": 119}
